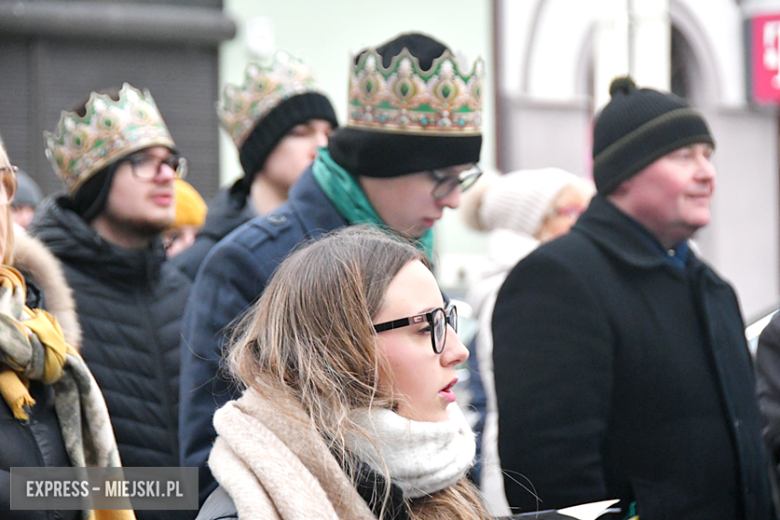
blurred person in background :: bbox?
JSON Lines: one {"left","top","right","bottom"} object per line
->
{"left": 460, "top": 167, "right": 594, "bottom": 516}
{"left": 10, "top": 169, "right": 43, "bottom": 229}
{"left": 196, "top": 226, "right": 490, "bottom": 520}
{"left": 180, "top": 32, "right": 484, "bottom": 505}
{"left": 29, "top": 84, "right": 193, "bottom": 520}
{"left": 172, "top": 51, "right": 338, "bottom": 280}
{"left": 755, "top": 311, "right": 780, "bottom": 501}
{"left": 164, "top": 179, "right": 208, "bottom": 258}
{"left": 0, "top": 139, "right": 133, "bottom": 520}
{"left": 491, "top": 77, "right": 773, "bottom": 518}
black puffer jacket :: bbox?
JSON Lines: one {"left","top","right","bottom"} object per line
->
{"left": 30, "top": 195, "right": 191, "bottom": 472}
{"left": 171, "top": 181, "right": 256, "bottom": 281}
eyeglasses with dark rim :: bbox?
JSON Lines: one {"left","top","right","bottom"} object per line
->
{"left": 0, "top": 165, "right": 18, "bottom": 206}
{"left": 124, "top": 151, "right": 188, "bottom": 180}
{"left": 428, "top": 164, "right": 483, "bottom": 200}
{"left": 373, "top": 304, "right": 458, "bottom": 354}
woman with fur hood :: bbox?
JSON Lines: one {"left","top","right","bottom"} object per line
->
{"left": 0, "top": 141, "right": 132, "bottom": 520}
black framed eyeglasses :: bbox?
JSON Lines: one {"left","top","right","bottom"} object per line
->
{"left": 428, "top": 164, "right": 483, "bottom": 200}
{"left": 373, "top": 304, "right": 457, "bottom": 354}
{"left": 124, "top": 151, "right": 187, "bottom": 180}
{"left": 0, "top": 165, "right": 18, "bottom": 206}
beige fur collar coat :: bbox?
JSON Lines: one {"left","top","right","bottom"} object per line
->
{"left": 13, "top": 229, "right": 81, "bottom": 347}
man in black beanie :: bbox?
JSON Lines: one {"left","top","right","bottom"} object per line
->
{"left": 491, "top": 77, "right": 774, "bottom": 519}
{"left": 179, "top": 32, "right": 484, "bottom": 506}
{"left": 29, "top": 84, "right": 193, "bottom": 520}
{"left": 172, "top": 51, "right": 338, "bottom": 280}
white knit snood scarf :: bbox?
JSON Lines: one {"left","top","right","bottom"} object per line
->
{"left": 346, "top": 402, "right": 476, "bottom": 499}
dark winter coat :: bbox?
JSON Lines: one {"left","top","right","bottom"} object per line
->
{"left": 0, "top": 232, "right": 83, "bottom": 520}
{"left": 179, "top": 166, "right": 348, "bottom": 504}
{"left": 171, "top": 181, "right": 256, "bottom": 282}
{"left": 492, "top": 194, "right": 773, "bottom": 520}
{"left": 30, "top": 195, "right": 193, "bottom": 520}
{"left": 194, "top": 464, "right": 410, "bottom": 520}
{"left": 756, "top": 312, "right": 780, "bottom": 481}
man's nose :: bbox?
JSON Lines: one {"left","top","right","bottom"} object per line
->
{"left": 313, "top": 129, "right": 329, "bottom": 148}
{"left": 696, "top": 153, "right": 716, "bottom": 181}
{"left": 156, "top": 162, "right": 177, "bottom": 182}
{"left": 438, "top": 185, "right": 461, "bottom": 209}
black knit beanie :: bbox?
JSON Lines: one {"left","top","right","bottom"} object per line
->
{"left": 592, "top": 76, "right": 714, "bottom": 195}
{"left": 328, "top": 33, "right": 482, "bottom": 178}
{"left": 238, "top": 92, "right": 338, "bottom": 192}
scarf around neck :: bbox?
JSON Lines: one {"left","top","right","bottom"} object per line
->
{"left": 0, "top": 265, "right": 132, "bottom": 520}
{"left": 311, "top": 148, "right": 434, "bottom": 261}
{"left": 346, "top": 403, "right": 475, "bottom": 499}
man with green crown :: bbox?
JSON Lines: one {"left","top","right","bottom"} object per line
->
{"left": 179, "top": 32, "right": 484, "bottom": 505}
{"left": 30, "top": 84, "right": 193, "bottom": 520}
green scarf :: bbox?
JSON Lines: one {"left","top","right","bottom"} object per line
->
{"left": 312, "top": 148, "right": 434, "bottom": 260}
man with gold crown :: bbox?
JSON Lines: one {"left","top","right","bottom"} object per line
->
{"left": 179, "top": 32, "right": 484, "bottom": 505}
{"left": 29, "top": 84, "right": 193, "bottom": 520}
{"left": 172, "top": 51, "right": 338, "bottom": 280}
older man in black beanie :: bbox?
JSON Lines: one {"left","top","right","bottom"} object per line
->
{"left": 179, "top": 32, "right": 484, "bottom": 506}
{"left": 491, "top": 77, "right": 774, "bottom": 519}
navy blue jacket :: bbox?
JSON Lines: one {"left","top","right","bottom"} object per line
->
{"left": 492, "top": 195, "right": 773, "bottom": 519}
{"left": 179, "top": 167, "right": 348, "bottom": 504}
{"left": 171, "top": 181, "right": 256, "bottom": 282}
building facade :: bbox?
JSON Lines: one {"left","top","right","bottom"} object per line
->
{"left": 0, "top": 0, "right": 235, "bottom": 199}
{"left": 494, "top": 0, "right": 780, "bottom": 320}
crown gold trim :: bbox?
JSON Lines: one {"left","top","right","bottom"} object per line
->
{"left": 218, "top": 51, "right": 325, "bottom": 148}
{"left": 347, "top": 48, "right": 483, "bottom": 135}
{"left": 44, "top": 83, "right": 175, "bottom": 193}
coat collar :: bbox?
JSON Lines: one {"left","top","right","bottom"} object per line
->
{"left": 197, "top": 180, "right": 256, "bottom": 243}
{"left": 287, "top": 166, "right": 349, "bottom": 234}
{"left": 573, "top": 194, "right": 696, "bottom": 272}
{"left": 30, "top": 195, "right": 167, "bottom": 285}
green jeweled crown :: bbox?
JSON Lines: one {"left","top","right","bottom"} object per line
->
{"left": 347, "top": 48, "right": 483, "bottom": 135}
{"left": 44, "top": 83, "right": 175, "bottom": 193}
{"left": 218, "top": 51, "right": 325, "bottom": 148}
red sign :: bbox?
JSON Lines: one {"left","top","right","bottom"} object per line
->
{"left": 752, "top": 13, "right": 780, "bottom": 103}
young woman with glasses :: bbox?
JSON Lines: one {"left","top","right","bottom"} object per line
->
{"left": 196, "top": 226, "right": 491, "bottom": 520}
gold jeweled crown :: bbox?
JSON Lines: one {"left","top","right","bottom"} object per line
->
{"left": 44, "top": 83, "right": 175, "bottom": 194}
{"left": 218, "top": 51, "right": 325, "bottom": 148}
{"left": 347, "top": 47, "right": 483, "bottom": 135}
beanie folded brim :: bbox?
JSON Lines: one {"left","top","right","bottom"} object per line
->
{"left": 238, "top": 92, "right": 338, "bottom": 188}
{"left": 327, "top": 127, "right": 482, "bottom": 178}
{"left": 593, "top": 107, "right": 714, "bottom": 194}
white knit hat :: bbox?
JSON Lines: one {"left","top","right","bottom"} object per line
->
{"left": 462, "top": 168, "right": 585, "bottom": 237}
